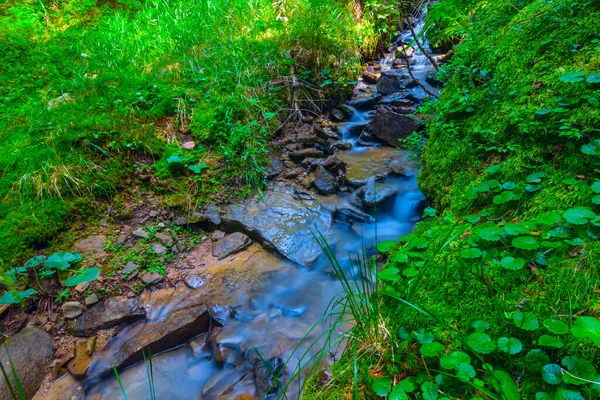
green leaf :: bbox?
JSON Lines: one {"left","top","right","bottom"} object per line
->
{"left": 455, "top": 363, "right": 476, "bottom": 381}
{"left": 541, "top": 364, "right": 563, "bottom": 385}
{"left": 188, "top": 162, "right": 207, "bottom": 174}
{"left": 389, "top": 385, "right": 408, "bottom": 400}
{"left": 581, "top": 143, "right": 600, "bottom": 155}
{"left": 378, "top": 267, "right": 401, "bottom": 282}
{"left": 592, "top": 182, "right": 600, "bottom": 193}
{"left": 377, "top": 240, "right": 397, "bottom": 253}
{"left": 478, "top": 226, "right": 504, "bottom": 241}
{"left": 465, "top": 215, "right": 481, "bottom": 223}
{"left": 64, "top": 267, "right": 100, "bottom": 287}
{"left": 466, "top": 332, "right": 497, "bottom": 354}
{"left": 460, "top": 248, "right": 482, "bottom": 259}
{"left": 586, "top": 72, "right": 600, "bottom": 83}
{"left": 537, "top": 212, "right": 561, "bottom": 225}
{"left": 413, "top": 328, "right": 434, "bottom": 344}
{"left": 421, "top": 382, "right": 438, "bottom": 400}
{"left": 526, "top": 184, "right": 542, "bottom": 192}
{"left": 555, "top": 387, "right": 584, "bottom": 400}
{"left": 504, "top": 223, "right": 531, "bottom": 235}
{"left": 500, "top": 257, "right": 525, "bottom": 270}
{"left": 512, "top": 236, "right": 540, "bottom": 250}
{"left": 402, "top": 268, "right": 419, "bottom": 277}
{"left": 423, "top": 207, "right": 437, "bottom": 218}
{"left": 167, "top": 155, "right": 186, "bottom": 164}
{"left": 543, "top": 318, "right": 569, "bottom": 335}
{"left": 563, "top": 207, "right": 596, "bottom": 225}
{"left": 486, "top": 164, "right": 502, "bottom": 174}
{"left": 589, "top": 97, "right": 600, "bottom": 107}
{"left": 538, "top": 335, "right": 564, "bottom": 348}
{"left": 527, "top": 172, "right": 545, "bottom": 183}
{"left": 440, "top": 351, "right": 470, "bottom": 369}
{"left": 420, "top": 342, "right": 445, "bottom": 357}
{"left": 0, "top": 289, "right": 37, "bottom": 305}
{"left": 559, "top": 71, "right": 585, "bottom": 83}
{"left": 493, "top": 191, "right": 514, "bottom": 205}
{"left": 525, "top": 349, "right": 550, "bottom": 373}
{"left": 408, "top": 237, "right": 429, "bottom": 249}
{"left": 536, "top": 392, "right": 552, "bottom": 400}
{"left": 493, "top": 370, "right": 520, "bottom": 400}
{"left": 24, "top": 256, "right": 46, "bottom": 269}
{"left": 536, "top": 108, "right": 551, "bottom": 115}
{"left": 592, "top": 195, "right": 600, "bottom": 205}
{"left": 472, "top": 320, "right": 490, "bottom": 332}
{"left": 561, "top": 356, "right": 596, "bottom": 385}
{"left": 571, "top": 316, "right": 600, "bottom": 344}
{"left": 372, "top": 377, "right": 392, "bottom": 396}
{"left": 497, "top": 337, "right": 522, "bottom": 354}
{"left": 44, "top": 252, "right": 82, "bottom": 271}
{"left": 398, "top": 380, "right": 414, "bottom": 393}
{"left": 513, "top": 312, "right": 539, "bottom": 330}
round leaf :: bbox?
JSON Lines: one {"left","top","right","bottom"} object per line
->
{"left": 64, "top": 267, "right": 100, "bottom": 287}
{"left": 543, "top": 318, "right": 569, "bottom": 335}
{"left": 538, "top": 334, "right": 564, "bottom": 348}
{"left": 421, "top": 382, "right": 438, "bottom": 400}
{"left": 466, "top": 332, "right": 496, "bottom": 354}
{"left": 493, "top": 191, "right": 514, "bottom": 205}
{"left": 559, "top": 71, "right": 585, "bottom": 83}
{"left": 563, "top": 207, "right": 596, "bottom": 225}
{"left": 525, "top": 349, "right": 550, "bottom": 372}
{"left": 460, "top": 248, "right": 482, "bottom": 259}
{"left": 542, "top": 364, "right": 563, "bottom": 385}
{"left": 420, "top": 342, "right": 445, "bottom": 357}
{"left": 571, "top": 316, "right": 600, "bottom": 344}
{"left": 372, "top": 377, "right": 392, "bottom": 396}
{"left": 513, "top": 312, "right": 539, "bottom": 330}
{"left": 472, "top": 320, "right": 490, "bottom": 332}
{"left": 500, "top": 257, "right": 525, "bottom": 270}
{"left": 379, "top": 267, "right": 401, "bottom": 282}
{"left": 586, "top": 73, "right": 600, "bottom": 83}
{"left": 377, "top": 240, "right": 397, "bottom": 253}
{"left": 497, "top": 337, "right": 522, "bottom": 354}
{"left": 512, "top": 236, "right": 540, "bottom": 250}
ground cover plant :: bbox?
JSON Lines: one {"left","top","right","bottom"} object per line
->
{"left": 307, "top": 0, "right": 600, "bottom": 398}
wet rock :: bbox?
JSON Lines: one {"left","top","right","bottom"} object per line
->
{"left": 283, "top": 169, "right": 301, "bottom": 179}
{"left": 188, "top": 333, "right": 212, "bottom": 359}
{"left": 32, "top": 373, "right": 82, "bottom": 400}
{"left": 205, "top": 204, "right": 222, "bottom": 226}
{"left": 184, "top": 274, "right": 205, "bottom": 289}
{"left": 376, "top": 75, "right": 402, "bottom": 95}
{"left": 379, "top": 92, "right": 414, "bottom": 107}
{"left": 426, "top": 73, "right": 444, "bottom": 88}
{"left": 174, "top": 211, "right": 206, "bottom": 226}
{"left": 67, "top": 336, "right": 96, "bottom": 378}
{"left": 402, "top": 78, "right": 419, "bottom": 89}
{"left": 69, "top": 297, "right": 145, "bottom": 337}
{"left": 214, "top": 346, "right": 244, "bottom": 366}
{"left": 348, "top": 93, "right": 382, "bottom": 110}
{"left": 394, "top": 106, "right": 417, "bottom": 115}
{"left": 301, "top": 175, "right": 315, "bottom": 189}
{"left": 210, "top": 304, "right": 230, "bottom": 326}
{"left": 132, "top": 229, "right": 149, "bottom": 239}
{"left": 62, "top": 302, "right": 84, "bottom": 319}
{"left": 314, "top": 165, "right": 339, "bottom": 195}
{"left": 289, "top": 148, "right": 324, "bottom": 161}
{"left": 361, "top": 68, "right": 380, "bottom": 84}
{"left": 0, "top": 327, "right": 53, "bottom": 400}
{"left": 322, "top": 155, "right": 348, "bottom": 175}
{"left": 141, "top": 272, "right": 164, "bottom": 285}
{"left": 314, "top": 125, "right": 341, "bottom": 141}
{"left": 202, "top": 366, "right": 249, "bottom": 398}
{"left": 329, "top": 108, "right": 346, "bottom": 122}
{"left": 152, "top": 244, "right": 167, "bottom": 255}
{"left": 351, "top": 183, "right": 399, "bottom": 209}
{"left": 405, "top": 86, "right": 428, "bottom": 103}
{"left": 337, "top": 205, "right": 376, "bottom": 223}
{"left": 212, "top": 232, "right": 252, "bottom": 260}
{"left": 88, "top": 304, "right": 210, "bottom": 378}
{"left": 368, "top": 106, "right": 420, "bottom": 148}
{"left": 253, "top": 357, "right": 284, "bottom": 398}
{"left": 345, "top": 121, "right": 369, "bottom": 138}
{"left": 330, "top": 141, "right": 353, "bottom": 152}
{"left": 264, "top": 152, "right": 284, "bottom": 178}
{"left": 154, "top": 232, "right": 173, "bottom": 245}
{"left": 73, "top": 235, "right": 107, "bottom": 258}
{"left": 220, "top": 183, "right": 335, "bottom": 266}
{"left": 85, "top": 293, "right": 99, "bottom": 306}
{"left": 357, "top": 130, "right": 380, "bottom": 147}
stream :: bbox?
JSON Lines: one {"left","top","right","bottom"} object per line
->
{"left": 72, "top": 9, "right": 439, "bottom": 400}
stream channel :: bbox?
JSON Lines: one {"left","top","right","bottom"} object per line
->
{"left": 74, "top": 10, "right": 440, "bottom": 400}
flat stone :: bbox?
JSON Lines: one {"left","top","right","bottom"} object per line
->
{"left": 361, "top": 69, "right": 380, "bottom": 84}
{"left": 212, "top": 230, "right": 226, "bottom": 240}
{"left": 69, "top": 297, "right": 146, "bottom": 337}
{"left": 62, "top": 302, "right": 84, "bottom": 319}
{"left": 141, "top": 272, "right": 164, "bottom": 285}
{"left": 74, "top": 282, "right": 90, "bottom": 293}
{"left": 181, "top": 141, "right": 196, "bottom": 150}
{"left": 151, "top": 244, "right": 167, "bottom": 255}
{"left": 289, "top": 148, "right": 324, "bottom": 161}
{"left": 122, "top": 261, "right": 139, "bottom": 275}
{"left": 184, "top": 274, "right": 205, "bottom": 289}
{"left": 154, "top": 232, "right": 173, "bottom": 245}
{"left": 348, "top": 93, "right": 382, "bottom": 110}
{"left": 132, "top": 229, "right": 149, "bottom": 239}
{"left": 0, "top": 327, "right": 54, "bottom": 400}
{"left": 85, "top": 293, "right": 99, "bottom": 306}
{"left": 73, "top": 235, "right": 107, "bottom": 258}
{"left": 212, "top": 232, "right": 252, "bottom": 260}
{"left": 174, "top": 211, "right": 206, "bottom": 226}
{"left": 88, "top": 305, "right": 210, "bottom": 378}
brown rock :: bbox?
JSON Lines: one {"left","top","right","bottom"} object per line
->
{"left": 69, "top": 297, "right": 146, "bottom": 337}
{"left": 289, "top": 148, "right": 324, "bottom": 161}
{"left": 67, "top": 337, "right": 97, "bottom": 378}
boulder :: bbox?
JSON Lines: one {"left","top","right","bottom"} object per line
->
{"left": 88, "top": 305, "right": 210, "bottom": 378}
{"left": 376, "top": 75, "right": 402, "bottom": 95}
{"left": 350, "top": 183, "right": 399, "bottom": 209}
{"left": 69, "top": 297, "right": 146, "bottom": 337}
{"left": 154, "top": 232, "right": 173, "bottom": 245}
{"left": 314, "top": 165, "right": 340, "bottom": 195}
{"left": 426, "top": 73, "right": 444, "bottom": 88}
{"left": 212, "top": 232, "right": 252, "bottom": 260}
{"left": 205, "top": 204, "right": 222, "bottom": 226}
{"left": 184, "top": 274, "right": 205, "bottom": 290}
{"left": 368, "top": 107, "right": 420, "bottom": 148}
{"left": 220, "top": 183, "right": 335, "bottom": 266}
{"left": 329, "top": 108, "right": 346, "bottom": 122}
{"left": 378, "top": 92, "right": 414, "bottom": 107}
{"left": 151, "top": 244, "right": 167, "bottom": 255}
{"left": 0, "top": 327, "right": 53, "bottom": 400}
{"left": 314, "top": 125, "right": 341, "bottom": 141}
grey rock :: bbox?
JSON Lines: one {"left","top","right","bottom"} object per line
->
{"left": 329, "top": 108, "right": 346, "bottom": 122}
{"left": 314, "top": 166, "right": 339, "bottom": 195}
{"left": 212, "top": 230, "right": 226, "bottom": 240}
{"left": 205, "top": 204, "right": 221, "bottom": 226}
{"left": 376, "top": 75, "right": 402, "bottom": 95}
{"left": 184, "top": 275, "right": 205, "bottom": 289}
{"left": 253, "top": 357, "right": 284, "bottom": 398}
{"left": 132, "top": 229, "right": 149, "bottom": 239}
{"left": 181, "top": 141, "right": 196, "bottom": 150}
{"left": 73, "top": 235, "right": 107, "bottom": 258}
{"left": 426, "top": 73, "right": 444, "bottom": 88}
{"left": 402, "top": 77, "right": 419, "bottom": 89}
{"left": 289, "top": 148, "right": 324, "bottom": 161}
{"left": 330, "top": 141, "right": 353, "bottom": 152}
{"left": 141, "top": 272, "right": 163, "bottom": 285}
{"left": 0, "top": 327, "right": 53, "bottom": 400}
{"left": 212, "top": 232, "right": 252, "bottom": 260}
{"left": 214, "top": 346, "right": 244, "bottom": 366}
{"left": 151, "top": 244, "right": 167, "bottom": 255}
{"left": 69, "top": 297, "right": 145, "bottom": 337}
{"left": 264, "top": 152, "right": 284, "bottom": 178}
{"left": 62, "top": 302, "right": 84, "bottom": 319}
{"left": 314, "top": 125, "right": 341, "bottom": 141}
{"left": 348, "top": 93, "right": 382, "bottom": 110}
{"left": 154, "top": 232, "right": 173, "bottom": 245}
{"left": 368, "top": 106, "right": 420, "bottom": 148}
{"left": 209, "top": 304, "right": 230, "bottom": 326}
{"left": 85, "top": 294, "right": 99, "bottom": 306}
{"left": 174, "top": 211, "right": 206, "bottom": 226}
{"left": 378, "top": 92, "right": 414, "bottom": 107}
{"left": 351, "top": 183, "right": 399, "bottom": 209}
{"left": 122, "top": 261, "right": 139, "bottom": 275}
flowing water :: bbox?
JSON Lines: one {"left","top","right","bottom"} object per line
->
{"left": 77, "top": 10, "right": 439, "bottom": 400}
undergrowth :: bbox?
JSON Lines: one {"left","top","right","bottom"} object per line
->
{"left": 307, "top": 0, "right": 600, "bottom": 399}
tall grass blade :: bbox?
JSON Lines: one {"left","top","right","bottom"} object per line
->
{"left": 4, "top": 344, "right": 25, "bottom": 399}
{"left": 0, "top": 358, "right": 18, "bottom": 400}
{"left": 113, "top": 366, "right": 129, "bottom": 400}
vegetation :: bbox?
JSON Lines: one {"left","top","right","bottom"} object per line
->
{"left": 308, "top": 0, "right": 600, "bottom": 399}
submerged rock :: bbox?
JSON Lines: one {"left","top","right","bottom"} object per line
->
{"left": 368, "top": 106, "right": 420, "bottom": 148}
{"left": 337, "top": 205, "right": 376, "bottom": 223}
{"left": 212, "top": 232, "right": 252, "bottom": 260}
{"left": 69, "top": 297, "right": 145, "bottom": 337}
{"left": 253, "top": 357, "right": 284, "bottom": 399}
{"left": 0, "top": 327, "right": 54, "bottom": 400}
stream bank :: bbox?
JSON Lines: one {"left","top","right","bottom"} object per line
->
{"left": 3, "top": 6, "right": 447, "bottom": 399}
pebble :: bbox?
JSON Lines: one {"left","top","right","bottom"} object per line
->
{"left": 84, "top": 294, "right": 99, "bottom": 306}
{"left": 132, "top": 229, "right": 149, "bottom": 239}
{"left": 62, "top": 302, "right": 84, "bottom": 319}
{"left": 184, "top": 275, "right": 205, "bottom": 289}
{"left": 141, "top": 272, "right": 163, "bottom": 285}
{"left": 151, "top": 244, "right": 167, "bottom": 255}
